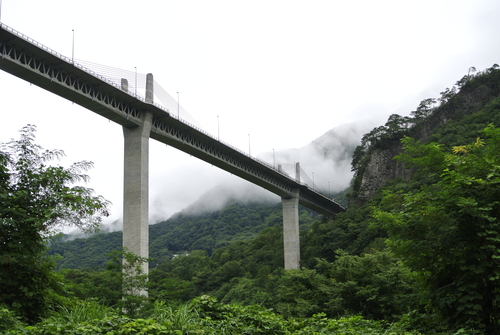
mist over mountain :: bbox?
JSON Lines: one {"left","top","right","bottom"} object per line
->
{"left": 182, "top": 180, "right": 279, "bottom": 216}
{"left": 272, "top": 120, "right": 379, "bottom": 193}
{"left": 183, "top": 121, "right": 376, "bottom": 216}
{"left": 64, "top": 120, "right": 375, "bottom": 238}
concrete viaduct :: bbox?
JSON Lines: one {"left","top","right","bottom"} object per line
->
{"left": 0, "top": 23, "right": 345, "bottom": 274}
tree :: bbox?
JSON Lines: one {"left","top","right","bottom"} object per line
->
{"left": 0, "top": 125, "right": 110, "bottom": 322}
{"left": 375, "top": 125, "right": 500, "bottom": 333}
{"left": 384, "top": 113, "right": 412, "bottom": 137}
{"left": 410, "top": 98, "right": 437, "bottom": 120}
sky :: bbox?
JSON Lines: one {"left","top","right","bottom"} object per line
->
{"left": 1, "top": 0, "right": 500, "bottom": 229}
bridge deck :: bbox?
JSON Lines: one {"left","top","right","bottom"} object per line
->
{"left": 0, "top": 23, "right": 345, "bottom": 217}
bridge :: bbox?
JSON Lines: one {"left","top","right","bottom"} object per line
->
{"left": 0, "top": 22, "right": 345, "bottom": 274}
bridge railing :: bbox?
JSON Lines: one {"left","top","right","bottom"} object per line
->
{"left": 1, "top": 23, "right": 340, "bottom": 206}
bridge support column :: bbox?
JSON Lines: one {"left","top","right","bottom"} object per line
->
{"left": 122, "top": 74, "right": 154, "bottom": 294}
{"left": 282, "top": 195, "right": 300, "bottom": 270}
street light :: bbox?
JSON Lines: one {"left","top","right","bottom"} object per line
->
{"left": 72, "top": 30, "right": 75, "bottom": 63}
{"left": 177, "top": 92, "right": 180, "bottom": 119}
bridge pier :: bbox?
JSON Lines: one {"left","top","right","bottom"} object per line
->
{"left": 281, "top": 162, "right": 301, "bottom": 270}
{"left": 282, "top": 195, "right": 300, "bottom": 270}
{"left": 122, "top": 74, "right": 154, "bottom": 294}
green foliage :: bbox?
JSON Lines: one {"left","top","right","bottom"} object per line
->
{"left": 4, "top": 296, "right": 423, "bottom": 334}
{"left": 150, "top": 201, "right": 287, "bottom": 255}
{"left": 58, "top": 267, "right": 122, "bottom": 306}
{"left": 50, "top": 231, "right": 123, "bottom": 270}
{"left": 192, "top": 295, "right": 288, "bottom": 334}
{"left": 49, "top": 202, "right": 318, "bottom": 271}
{"left": 0, "top": 306, "right": 25, "bottom": 333}
{"left": 427, "top": 96, "right": 500, "bottom": 149}
{"left": 149, "top": 224, "right": 286, "bottom": 303}
{"left": 274, "top": 251, "right": 418, "bottom": 320}
{"left": 44, "top": 298, "right": 116, "bottom": 325}
{"left": 7, "top": 315, "right": 165, "bottom": 335}
{"left": 375, "top": 125, "right": 500, "bottom": 332}
{"left": 0, "top": 125, "right": 110, "bottom": 322}
{"left": 109, "top": 247, "right": 150, "bottom": 318}
{"left": 301, "top": 206, "right": 386, "bottom": 266}
{"left": 150, "top": 300, "right": 199, "bottom": 333}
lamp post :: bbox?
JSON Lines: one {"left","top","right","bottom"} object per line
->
{"left": 177, "top": 92, "right": 179, "bottom": 119}
{"left": 72, "top": 30, "right": 75, "bottom": 63}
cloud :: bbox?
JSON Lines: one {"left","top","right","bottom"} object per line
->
{"left": 158, "top": 121, "right": 377, "bottom": 220}
{"left": 259, "top": 121, "right": 379, "bottom": 195}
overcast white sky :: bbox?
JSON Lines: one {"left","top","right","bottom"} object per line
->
{"left": 1, "top": 0, "right": 499, "bottom": 226}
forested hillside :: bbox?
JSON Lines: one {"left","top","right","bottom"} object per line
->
{"left": 49, "top": 201, "right": 319, "bottom": 269}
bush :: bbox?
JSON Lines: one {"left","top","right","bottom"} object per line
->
{"left": 0, "top": 306, "right": 25, "bottom": 333}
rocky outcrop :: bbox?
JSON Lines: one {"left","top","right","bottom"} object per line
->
{"left": 356, "top": 141, "right": 409, "bottom": 201}
{"left": 354, "top": 68, "right": 500, "bottom": 202}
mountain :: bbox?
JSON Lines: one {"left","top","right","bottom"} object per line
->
{"left": 50, "top": 121, "right": 370, "bottom": 269}
{"left": 50, "top": 199, "right": 320, "bottom": 270}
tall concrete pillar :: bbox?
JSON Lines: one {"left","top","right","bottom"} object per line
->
{"left": 282, "top": 193, "right": 300, "bottom": 270}
{"left": 122, "top": 73, "right": 154, "bottom": 288}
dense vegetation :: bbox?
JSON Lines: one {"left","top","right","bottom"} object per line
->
{"left": 49, "top": 202, "right": 318, "bottom": 269}
{"left": 0, "top": 125, "right": 110, "bottom": 322}
{"left": 2, "top": 65, "right": 500, "bottom": 333}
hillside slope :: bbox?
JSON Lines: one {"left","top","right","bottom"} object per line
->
{"left": 351, "top": 65, "right": 500, "bottom": 201}
{"left": 50, "top": 200, "right": 318, "bottom": 269}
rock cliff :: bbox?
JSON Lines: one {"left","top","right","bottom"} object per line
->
{"left": 352, "top": 66, "right": 500, "bottom": 202}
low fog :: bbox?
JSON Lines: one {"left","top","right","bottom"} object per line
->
{"left": 62, "top": 119, "right": 377, "bottom": 236}
{"left": 87, "top": 119, "right": 378, "bottom": 235}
